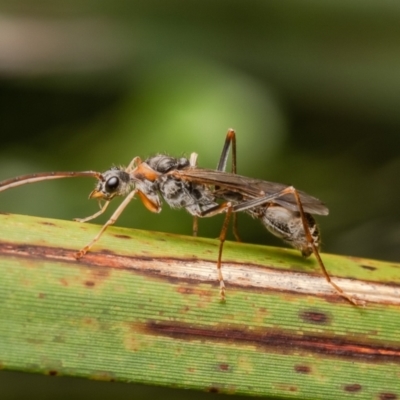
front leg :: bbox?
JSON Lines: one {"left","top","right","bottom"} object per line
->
{"left": 74, "top": 201, "right": 110, "bottom": 223}
{"left": 75, "top": 189, "right": 138, "bottom": 258}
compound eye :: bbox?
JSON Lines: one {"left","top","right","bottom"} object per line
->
{"left": 105, "top": 176, "right": 119, "bottom": 192}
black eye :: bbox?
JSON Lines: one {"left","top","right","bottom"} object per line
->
{"left": 105, "top": 176, "right": 119, "bottom": 192}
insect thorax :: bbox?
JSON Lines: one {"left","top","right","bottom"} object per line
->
{"left": 156, "top": 175, "right": 218, "bottom": 216}
{"left": 144, "top": 155, "right": 190, "bottom": 173}
{"left": 142, "top": 155, "right": 219, "bottom": 216}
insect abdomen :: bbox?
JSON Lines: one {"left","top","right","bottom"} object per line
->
{"left": 252, "top": 205, "right": 320, "bottom": 257}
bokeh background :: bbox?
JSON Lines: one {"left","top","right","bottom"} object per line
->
{"left": 1, "top": 1, "right": 400, "bottom": 399}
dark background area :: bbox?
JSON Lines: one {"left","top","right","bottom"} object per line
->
{"left": 1, "top": 1, "right": 400, "bottom": 398}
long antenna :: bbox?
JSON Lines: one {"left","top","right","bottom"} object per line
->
{"left": 0, "top": 171, "right": 102, "bottom": 192}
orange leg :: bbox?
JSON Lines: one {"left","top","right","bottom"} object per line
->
{"left": 74, "top": 201, "right": 110, "bottom": 223}
{"left": 75, "top": 189, "right": 138, "bottom": 258}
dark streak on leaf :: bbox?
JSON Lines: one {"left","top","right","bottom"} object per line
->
{"left": 361, "top": 265, "right": 377, "bottom": 271}
{"left": 113, "top": 234, "right": 131, "bottom": 239}
{"left": 40, "top": 221, "right": 56, "bottom": 226}
{"left": 145, "top": 321, "right": 400, "bottom": 363}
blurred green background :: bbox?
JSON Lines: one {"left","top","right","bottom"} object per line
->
{"left": 1, "top": 1, "right": 400, "bottom": 398}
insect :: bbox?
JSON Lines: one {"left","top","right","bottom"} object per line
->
{"left": 0, "top": 130, "right": 359, "bottom": 305}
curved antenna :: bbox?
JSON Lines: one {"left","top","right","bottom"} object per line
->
{"left": 0, "top": 171, "right": 103, "bottom": 193}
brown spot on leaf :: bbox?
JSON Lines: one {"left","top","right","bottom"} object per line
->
{"left": 219, "top": 364, "right": 229, "bottom": 371}
{"left": 114, "top": 234, "right": 131, "bottom": 240}
{"left": 294, "top": 365, "right": 311, "bottom": 374}
{"left": 379, "top": 393, "right": 398, "bottom": 400}
{"left": 361, "top": 265, "right": 377, "bottom": 271}
{"left": 300, "top": 310, "right": 330, "bottom": 324}
{"left": 85, "top": 280, "right": 95, "bottom": 287}
{"left": 40, "top": 221, "right": 56, "bottom": 226}
{"left": 48, "top": 370, "right": 58, "bottom": 376}
{"left": 344, "top": 384, "right": 362, "bottom": 392}
{"left": 176, "top": 286, "right": 212, "bottom": 298}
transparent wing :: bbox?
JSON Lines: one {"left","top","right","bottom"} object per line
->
{"left": 172, "top": 168, "right": 329, "bottom": 216}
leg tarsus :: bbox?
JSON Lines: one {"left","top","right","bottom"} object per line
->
{"left": 219, "top": 280, "right": 226, "bottom": 302}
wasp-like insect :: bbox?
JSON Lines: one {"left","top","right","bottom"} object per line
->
{"left": 0, "top": 130, "right": 359, "bottom": 304}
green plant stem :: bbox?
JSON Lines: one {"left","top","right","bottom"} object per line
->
{"left": 0, "top": 213, "right": 399, "bottom": 400}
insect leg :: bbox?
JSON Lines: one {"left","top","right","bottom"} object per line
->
{"left": 200, "top": 202, "right": 233, "bottom": 300}
{"left": 189, "top": 152, "right": 198, "bottom": 167}
{"left": 192, "top": 216, "right": 199, "bottom": 237}
{"left": 287, "top": 188, "right": 363, "bottom": 306}
{"left": 217, "top": 128, "right": 237, "bottom": 174}
{"left": 75, "top": 189, "right": 138, "bottom": 258}
{"left": 74, "top": 201, "right": 110, "bottom": 223}
{"left": 216, "top": 129, "right": 241, "bottom": 242}
{"left": 126, "top": 156, "right": 142, "bottom": 172}
{"left": 233, "top": 187, "right": 363, "bottom": 305}
{"left": 216, "top": 206, "right": 233, "bottom": 301}
{"left": 189, "top": 152, "right": 199, "bottom": 237}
